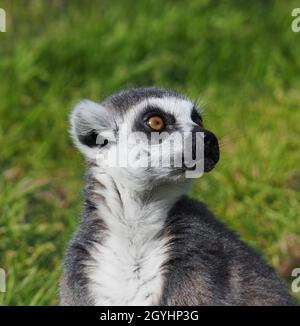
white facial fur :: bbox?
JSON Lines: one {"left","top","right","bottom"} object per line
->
{"left": 125, "top": 96, "right": 196, "bottom": 129}
{"left": 120, "top": 97, "right": 198, "bottom": 175}
{"left": 70, "top": 96, "right": 202, "bottom": 184}
{"left": 70, "top": 100, "right": 117, "bottom": 160}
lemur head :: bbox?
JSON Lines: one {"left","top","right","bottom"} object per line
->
{"left": 70, "top": 87, "right": 219, "bottom": 188}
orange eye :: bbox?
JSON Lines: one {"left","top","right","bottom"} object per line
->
{"left": 146, "top": 115, "right": 165, "bottom": 131}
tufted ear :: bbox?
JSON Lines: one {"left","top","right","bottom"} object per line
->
{"left": 70, "top": 100, "right": 115, "bottom": 159}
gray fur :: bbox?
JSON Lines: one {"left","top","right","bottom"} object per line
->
{"left": 160, "top": 196, "right": 293, "bottom": 305}
{"left": 102, "top": 87, "right": 186, "bottom": 113}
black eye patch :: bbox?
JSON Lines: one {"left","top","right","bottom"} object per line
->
{"left": 133, "top": 106, "right": 176, "bottom": 134}
{"left": 191, "top": 107, "right": 203, "bottom": 126}
{"left": 78, "top": 130, "right": 98, "bottom": 147}
{"left": 78, "top": 131, "right": 108, "bottom": 148}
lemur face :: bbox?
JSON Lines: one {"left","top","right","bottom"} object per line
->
{"left": 70, "top": 87, "right": 219, "bottom": 184}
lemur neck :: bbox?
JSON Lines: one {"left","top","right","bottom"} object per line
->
{"left": 85, "top": 163, "right": 185, "bottom": 226}
{"left": 84, "top": 162, "right": 186, "bottom": 305}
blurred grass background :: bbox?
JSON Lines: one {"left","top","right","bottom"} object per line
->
{"left": 0, "top": 0, "right": 300, "bottom": 305}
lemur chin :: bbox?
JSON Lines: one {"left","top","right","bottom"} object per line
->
{"left": 60, "top": 87, "right": 293, "bottom": 306}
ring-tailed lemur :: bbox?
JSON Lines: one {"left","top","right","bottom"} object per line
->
{"left": 60, "top": 87, "right": 293, "bottom": 306}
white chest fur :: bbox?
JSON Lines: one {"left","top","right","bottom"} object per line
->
{"left": 86, "top": 171, "right": 172, "bottom": 306}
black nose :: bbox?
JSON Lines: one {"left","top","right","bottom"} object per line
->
{"left": 204, "top": 130, "right": 219, "bottom": 172}
{"left": 190, "top": 127, "right": 220, "bottom": 173}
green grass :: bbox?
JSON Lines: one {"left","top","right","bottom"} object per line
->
{"left": 1, "top": 0, "right": 300, "bottom": 305}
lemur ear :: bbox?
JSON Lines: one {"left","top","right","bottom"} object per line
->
{"left": 70, "top": 100, "right": 115, "bottom": 159}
